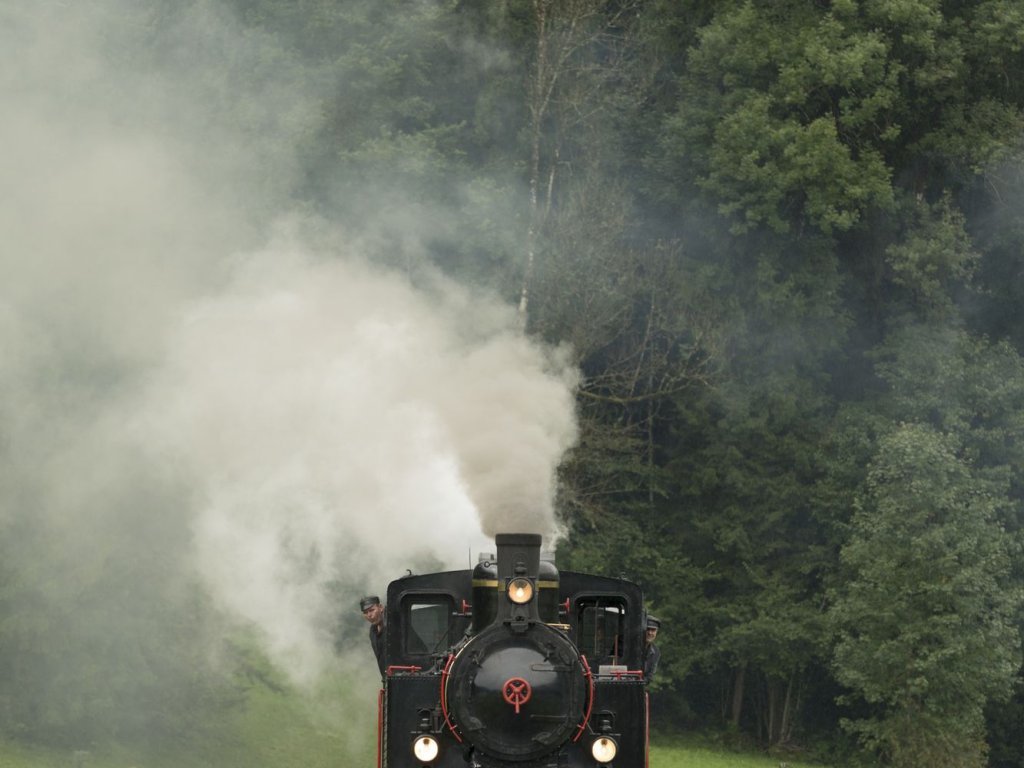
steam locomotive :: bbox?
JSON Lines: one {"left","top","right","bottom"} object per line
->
{"left": 377, "top": 533, "right": 649, "bottom": 768}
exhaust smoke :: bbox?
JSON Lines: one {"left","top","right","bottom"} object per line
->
{"left": 1, "top": 0, "right": 578, "bottom": 688}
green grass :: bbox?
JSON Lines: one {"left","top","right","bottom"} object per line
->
{"left": 0, "top": 669, "right": 378, "bottom": 768}
{"left": 0, "top": 703, "right": 833, "bottom": 768}
{"left": 0, "top": 741, "right": 65, "bottom": 768}
{"left": 0, "top": 735, "right": 834, "bottom": 768}
{"left": 214, "top": 673, "right": 376, "bottom": 768}
{"left": 651, "top": 734, "right": 832, "bottom": 768}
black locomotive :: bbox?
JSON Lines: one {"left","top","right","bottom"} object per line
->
{"left": 377, "top": 533, "right": 649, "bottom": 768}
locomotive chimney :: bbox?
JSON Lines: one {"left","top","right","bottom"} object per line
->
{"left": 494, "top": 533, "right": 542, "bottom": 629}
{"left": 495, "top": 533, "right": 542, "bottom": 581}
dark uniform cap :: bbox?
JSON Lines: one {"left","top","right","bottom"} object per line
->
{"left": 359, "top": 595, "right": 381, "bottom": 612}
{"left": 646, "top": 615, "right": 662, "bottom": 630}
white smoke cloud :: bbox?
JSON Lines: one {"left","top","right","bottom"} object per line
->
{"left": 134, "top": 240, "right": 577, "bottom": 680}
{"left": 2, "top": 0, "right": 578, "bottom": 684}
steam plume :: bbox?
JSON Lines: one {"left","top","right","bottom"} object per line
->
{"left": 2, "top": 0, "right": 578, "bottom": 683}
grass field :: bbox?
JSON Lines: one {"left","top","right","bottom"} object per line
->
{"left": 0, "top": 685, "right": 835, "bottom": 768}
{"left": 0, "top": 735, "right": 834, "bottom": 768}
{"left": 651, "top": 735, "right": 832, "bottom": 768}
{"left": 0, "top": 744, "right": 830, "bottom": 768}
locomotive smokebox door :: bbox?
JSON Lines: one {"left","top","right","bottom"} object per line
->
{"left": 445, "top": 622, "right": 588, "bottom": 763}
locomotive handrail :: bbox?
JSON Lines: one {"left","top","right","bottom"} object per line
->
{"left": 645, "top": 689, "right": 651, "bottom": 768}
{"left": 439, "top": 654, "right": 464, "bottom": 743}
{"left": 605, "top": 669, "right": 645, "bottom": 680}
{"left": 572, "top": 654, "right": 596, "bottom": 742}
{"left": 385, "top": 665, "right": 422, "bottom": 675}
{"left": 377, "top": 688, "right": 384, "bottom": 768}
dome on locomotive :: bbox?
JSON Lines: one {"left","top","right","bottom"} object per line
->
{"left": 537, "top": 552, "right": 560, "bottom": 623}
{"left": 445, "top": 622, "right": 587, "bottom": 762}
{"left": 472, "top": 553, "right": 498, "bottom": 634}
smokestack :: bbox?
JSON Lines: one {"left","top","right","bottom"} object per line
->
{"left": 495, "top": 532, "right": 542, "bottom": 581}
{"left": 494, "top": 533, "right": 542, "bottom": 629}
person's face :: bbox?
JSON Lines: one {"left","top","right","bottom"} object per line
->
{"left": 646, "top": 627, "right": 658, "bottom": 644}
{"left": 363, "top": 603, "right": 384, "bottom": 626}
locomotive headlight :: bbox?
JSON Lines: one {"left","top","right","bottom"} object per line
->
{"left": 590, "top": 736, "right": 618, "bottom": 763}
{"left": 507, "top": 577, "right": 534, "bottom": 604}
{"left": 412, "top": 734, "right": 440, "bottom": 763}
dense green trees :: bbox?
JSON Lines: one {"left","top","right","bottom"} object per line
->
{"left": 537, "top": 1, "right": 1024, "bottom": 764}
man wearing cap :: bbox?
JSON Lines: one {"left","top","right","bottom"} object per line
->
{"left": 360, "top": 595, "right": 387, "bottom": 677}
{"left": 642, "top": 615, "right": 661, "bottom": 684}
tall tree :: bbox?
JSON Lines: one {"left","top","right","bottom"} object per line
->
{"left": 517, "top": 0, "right": 641, "bottom": 321}
{"left": 830, "top": 423, "right": 1020, "bottom": 768}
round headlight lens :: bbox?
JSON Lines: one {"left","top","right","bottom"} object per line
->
{"left": 591, "top": 736, "right": 618, "bottom": 763}
{"left": 412, "top": 735, "right": 440, "bottom": 762}
{"left": 507, "top": 578, "right": 534, "bottom": 604}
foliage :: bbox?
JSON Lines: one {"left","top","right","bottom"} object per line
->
{"left": 654, "top": 1, "right": 897, "bottom": 235}
{"left": 830, "top": 423, "right": 1020, "bottom": 767}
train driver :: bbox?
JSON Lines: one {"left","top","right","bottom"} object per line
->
{"left": 642, "top": 615, "right": 661, "bottom": 683}
{"left": 360, "top": 595, "right": 387, "bottom": 677}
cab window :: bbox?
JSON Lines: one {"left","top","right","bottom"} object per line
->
{"left": 575, "top": 597, "right": 627, "bottom": 664}
{"left": 402, "top": 596, "right": 455, "bottom": 656}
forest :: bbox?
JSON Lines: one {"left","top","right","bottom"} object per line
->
{"left": 3, "top": 1, "right": 1024, "bottom": 767}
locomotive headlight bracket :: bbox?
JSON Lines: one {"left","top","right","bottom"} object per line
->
{"left": 412, "top": 734, "right": 440, "bottom": 763}
{"left": 507, "top": 577, "right": 534, "bottom": 605}
{"left": 590, "top": 736, "right": 618, "bottom": 764}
